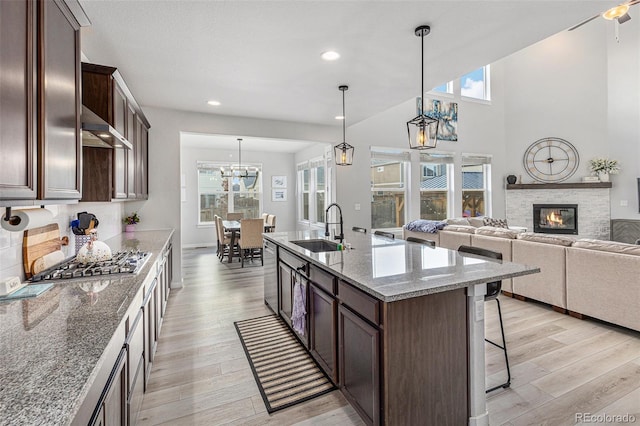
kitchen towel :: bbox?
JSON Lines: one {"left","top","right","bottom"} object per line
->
{"left": 291, "top": 274, "right": 306, "bottom": 336}
{"left": 1, "top": 208, "right": 54, "bottom": 232}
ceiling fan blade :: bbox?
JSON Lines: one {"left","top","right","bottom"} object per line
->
{"left": 568, "top": 14, "right": 599, "bottom": 31}
{"left": 625, "top": 0, "right": 640, "bottom": 6}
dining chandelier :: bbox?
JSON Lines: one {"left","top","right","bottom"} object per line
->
{"left": 220, "top": 138, "right": 258, "bottom": 178}
{"left": 407, "top": 25, "right": 440, "bottom": 150}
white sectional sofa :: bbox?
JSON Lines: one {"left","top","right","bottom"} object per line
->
{"left": 403, "top": 221, "right": 640, "bottom": 332}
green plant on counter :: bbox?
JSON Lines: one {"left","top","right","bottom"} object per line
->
{"left": 123, "top": 212, "right": 140, "bottom": 225}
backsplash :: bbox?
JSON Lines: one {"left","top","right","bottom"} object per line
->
{"left": 0, "top": 203, "right": 124, "bottom": 282}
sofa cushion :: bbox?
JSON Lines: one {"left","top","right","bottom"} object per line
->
{"left": 443, "top": 224, "right": 477, "bottom": 234}
{"left": 475, "top": 226, "right": 520, "bottom": 239}
{"left": 467, "top": 217, "right": 486, "bottom": 228}
{"left": 572, "top": 239, "right": 640, "bottom": 256}
{"left": 483, "top": 217, "right": 509, "bottom": 228}
{"left": 445, "top": 218, "right": 470, "bottom": 226}
{"left": 516, "top": 232, "right": 575, "bottom": 246}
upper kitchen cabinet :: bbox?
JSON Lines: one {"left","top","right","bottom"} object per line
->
{"left": 37, "top": 0, "right": 84, "bottom": 201}
{"left": 81, "top": 63, "right": 150, "bottom": 202}
{"left": 0, "top": 0, "right": 88, "bottom": 204}
{"left": 0, "top": 0, "right": 37, "bottom": 201}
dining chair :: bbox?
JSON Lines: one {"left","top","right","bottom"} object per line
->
{"left": 238, "top": 219, "right": 264, "bottom": 267}
{"left": 266, "top": 214, "right": 276, "bottom": 232}
{"left": 352, "top": 226, "right": 367, "bottom": 233}
{"left": 216, "top": 216, "right": 232, "bottom": 262}
{"left": 457, "top": 245, "right": 510, "bottom": 393}
{"left": 405, "top": 236, "right": 435, "bottom": 247}
{"left": 262, "top": 213, "right": 269, "bottom": 224}
{"left": 373, "top": 230, "right": 395, "bottom": 239}
{"left": 227, "top": 212, "right": 244, "bottom": 221}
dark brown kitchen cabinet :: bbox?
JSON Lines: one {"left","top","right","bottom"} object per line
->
{"left": 81, "top": 63, "right": 150, "bottom": 202}
{"left": 89, "top": 348, "right": 127, "bottom": 426}
{"left": 278, "top": 251, "right": 309, "bottom": 347}
{"left": 0, "top": 0, "right": 37, "bottom": 201}
{"left": 126, "top": 309, "right": 144, "bottom": 425}
{"left": 338, "top": 304, "right": 380, "bottom": 426}
{"left": 136, "top": 116, "right": 149, "bottom": 199}
{"left": 279, "top": 261, "right": 293, "bottom": 322}
{"left": 309, "top": 283, "right": 338, "bottom": 384}
{"left": 126, "top": 103, "right": 137, "bottom": 198}
{"left": 38, "top": 0, "right": 82, "bottom": 200}
{"left": 142, "top": 279, "right": 158, "bottom": 389}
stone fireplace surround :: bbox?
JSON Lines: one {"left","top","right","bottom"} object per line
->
{"left": 505, "top": 183, "right": 611, "bottom": 240}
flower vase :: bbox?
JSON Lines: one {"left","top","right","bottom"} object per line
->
{"left": 125, "top": 224, "right": 136, "bottom": 233}
{"left": 599, "top": 172, "right": 610, "bottom": 183}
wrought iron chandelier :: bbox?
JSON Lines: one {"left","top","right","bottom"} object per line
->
{"left": 334, "top": 85, "right": 354, "bottom": 166}
{"left": 407, "top": 25, "right": 439, "bottom": 150}
{"left": 220, "top": 138, "right": 258, "bottom": 178}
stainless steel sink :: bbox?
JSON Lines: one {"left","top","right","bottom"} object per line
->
{"left": 290, "top": 239, "right": 340, "bottom": 253}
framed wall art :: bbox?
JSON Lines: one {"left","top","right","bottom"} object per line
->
{"left": 272, "top": 175, "right": 287, "bottom": 189}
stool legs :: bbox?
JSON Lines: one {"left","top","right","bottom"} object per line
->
{"left": 486, "top": 297, "right": 511, "bottom": 393}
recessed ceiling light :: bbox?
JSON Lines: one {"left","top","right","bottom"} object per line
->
{"left": 207, "top": 100, "right": 221, "bottom": 106}
{"left": 335, "top": 115, "right": 345, "bottom": 120}
{"left": 321, "top": 51, "right": 340, "bottom": 61}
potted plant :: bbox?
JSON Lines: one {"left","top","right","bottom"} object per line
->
{"left": 589, "top": 157, "right": 620, "bottom": 182}
{"left": 123, "top": 212, "right": 140, "bottom": 233}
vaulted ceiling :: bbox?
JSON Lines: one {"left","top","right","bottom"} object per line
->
{"left": 80, "top": 1, "right": 614, "bottom": 127}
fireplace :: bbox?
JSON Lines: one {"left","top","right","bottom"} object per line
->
{"left": 533, "top": 204, "right": 578, "bottom": 235}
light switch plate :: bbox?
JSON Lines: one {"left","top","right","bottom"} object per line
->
{"left": 355, "top": 203, "right": 361, "bottom": 211}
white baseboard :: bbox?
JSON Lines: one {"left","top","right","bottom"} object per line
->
{"left": 182, "top": 243, "right": 215, "bottom": 249}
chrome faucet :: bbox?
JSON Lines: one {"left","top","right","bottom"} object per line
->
{"left": 325, "top": 203, "right": 344, "bottom": 243}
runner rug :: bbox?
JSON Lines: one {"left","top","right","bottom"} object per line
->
{"left": 234, "top": 314, "right": 335, "bottom": 413}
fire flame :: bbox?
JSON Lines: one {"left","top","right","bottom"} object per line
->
{"left": 546, "top": 211, "right": 563, "bottom": 227}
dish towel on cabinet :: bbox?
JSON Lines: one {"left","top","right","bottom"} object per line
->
{"left": 291, "top": 274, "right": 306, "bottom": 336}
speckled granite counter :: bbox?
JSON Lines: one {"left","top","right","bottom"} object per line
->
{"left": 264, "top": 230, "right": 539, "bottom": 302}
{"left": 0, "top": 229, "right": 174, "bottom": 426}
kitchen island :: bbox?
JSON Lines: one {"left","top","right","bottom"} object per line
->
{"left": 263, "top": 230, "right": 539, "bottom": 426}
{"left": 0, "top": 230, "right": 174, "bottom": 426}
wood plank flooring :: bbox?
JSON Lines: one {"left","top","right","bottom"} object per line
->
{"left": 139, "top": 248, "right": 640, "bottom": 425}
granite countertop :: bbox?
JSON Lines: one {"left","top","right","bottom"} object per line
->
{"left": 264, "top": 230, "right": 539, "bottom": 302}
{"left": 0, "top": 229, "right": 174, "bottom": 426}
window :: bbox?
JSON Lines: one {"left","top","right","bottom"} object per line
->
{"left": 297, "top": 157, "right": 329, "bottom": 224}
{"left": 371, "top": 149, "right": 410, "bottom": 230}
{"left": 431, "top": 81, "right": 453, "bottom": 94}
{"left": 461, "top": 65, "right": 491, "bottom": 101}
{"left": 420, "top": 153, "right": 454, "bottom": 220}
{"left": 461, "top": 154, "right": 491, "bottom": 217}
{"left": 197, "top": 161, "right": 262, "bottom": 224}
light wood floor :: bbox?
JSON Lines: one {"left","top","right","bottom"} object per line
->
{"left": 139, "top": 248, "right": 640, "bottom": 425}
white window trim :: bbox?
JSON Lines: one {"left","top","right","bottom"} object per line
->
{"left": 297, "top": 156, "right": 329, "bottom": 227}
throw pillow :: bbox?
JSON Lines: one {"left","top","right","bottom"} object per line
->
{"left": 445, "top": 218, "right": 470, "bottom": 226}
{"left": 467, "top": 217, "right": 486, "bottom": 228}
{"left": 483, "top": 217, "right": 509, "bottom": 228}
{"left": 475, "top": 226, "right": 519, "bottom": 239}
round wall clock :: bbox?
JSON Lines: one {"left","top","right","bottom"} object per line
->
{"left": 523, "top": 137, "right": 579, "bottom": 183}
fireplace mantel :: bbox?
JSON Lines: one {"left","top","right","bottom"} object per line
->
{"left": 507, "top": 182, "right": 612, "bottom": 190}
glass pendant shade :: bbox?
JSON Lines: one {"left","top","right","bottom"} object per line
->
{"left": 408, "top": 25, "right": 439, "bottom": 150}
{"left": 334, "top": 142, "right": 354, "bottom": 166}
{"left": 334, "top": 85, "right": 354, "bottom": 166}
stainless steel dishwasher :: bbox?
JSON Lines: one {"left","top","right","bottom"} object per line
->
{"left": 263, "top": 238, "right": 278, "bottom": 313}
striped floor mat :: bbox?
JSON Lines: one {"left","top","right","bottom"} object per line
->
{"left": 234, "top": 314, "right": 336, "bottom": 413}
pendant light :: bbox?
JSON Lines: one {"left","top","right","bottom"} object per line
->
{"left": 407, "top": 25, "right": 439, "bottom": 150}
{"left": 334, "top": 85, "right": 354, "bottom": 166}
{"left": 220, "top": 138, "right": 258, "bottom": 178}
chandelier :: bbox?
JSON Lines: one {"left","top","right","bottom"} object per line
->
{"left": 220, "top": 138, "right": 258, "bottom": 178}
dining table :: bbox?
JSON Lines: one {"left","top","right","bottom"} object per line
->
{"left": 222, "top": 220, "right": 274, "bottom": 263}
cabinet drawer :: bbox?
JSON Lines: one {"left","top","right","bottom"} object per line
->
{"left": 279, "top": 248, "right": 307, "bottom": 273}
{"left": 338, "top": 280, "right": 380, "bottom": 326}
{"left": 309, "top": 265, "right": 336, "bottom": 295}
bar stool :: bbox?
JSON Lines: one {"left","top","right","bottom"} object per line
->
{"left": 458, "top": 245, "right": 511, "bottom": 393}
{"left": 373, "top": 230, "right": 394, "bottom": 239}
{"left": 405, "top": 236, "right": 435, "bottom": 247}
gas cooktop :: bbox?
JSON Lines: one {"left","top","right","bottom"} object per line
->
{"left": 30, "top": 250, "right": 151, "bottom": 282}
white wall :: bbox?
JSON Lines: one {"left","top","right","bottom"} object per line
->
{"left": 180, "top": 145, "right": 297, "bottom": 247}
{"left": 502, "top": 18, "right": 640, "bottom": 220}
{"left": 140, "top": 107, "right": 337, "bottom": 286}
